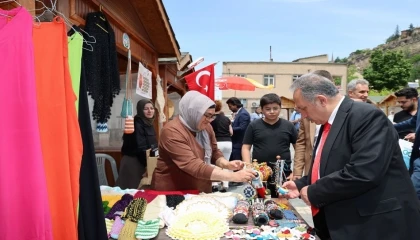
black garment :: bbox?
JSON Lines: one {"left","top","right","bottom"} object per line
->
{"left": 313, "top": 210, "right": 331, "bottom": 240}
{"left": 394, "top": 110, "right": 415, "bottom": 139}
{"left": 230, "top": 148, "right": 242, "bottom": 161}
{"left": 121, "top": 117, "right": 158, "bottom": 166}
{"left": 83, "top": 12, "right": 120, "bottom": 123}
{"left": 243, "top": 118, "right": 297, "bottom": 166}
{"left": 77, "top": 58, "right": 108, "bottom": 239}
{"left": 210, "top": 114, "right": 231, "bottom": 142}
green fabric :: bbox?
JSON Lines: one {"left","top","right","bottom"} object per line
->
{"left": 68, "top": 32, "right": 83, "bottom": 115}
{"left": 135, "top": 219, "right": 160, "bottom": 240}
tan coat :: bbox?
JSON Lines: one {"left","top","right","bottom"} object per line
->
{"left": 293, "top": 118, "right": 316, "bottom": 176}
{"left": 151, "top": 117, "right": 224, "bottom": 193}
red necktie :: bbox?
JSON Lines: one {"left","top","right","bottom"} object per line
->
{"left": 311, "top": 123, "right": 331, "bottom": 216}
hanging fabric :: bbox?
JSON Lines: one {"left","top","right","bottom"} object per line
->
{"left": 68, "top": 29, "right": 84, "bottom": 115}
{"left": 33, "top": 17, "right": 83, "bottom": 240}
{"left": 0, "top": 6, "right": 53, "bottom": 240}
{"left": 121, "top": 33, "right": 133, "bottom": 118}
{"left": 83, "top": 12, "right": 120, "bottom": 133}
{"left": 77, "top": 48, "right": 109, "bottom": 240}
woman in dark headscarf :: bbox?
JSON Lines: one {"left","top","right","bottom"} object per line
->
{"left": 116, "top": 99, "right": 157, "bottom": 189}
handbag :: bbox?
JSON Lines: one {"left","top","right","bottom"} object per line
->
{"left": 399, "top": 139, "right": 412, "bottom": 169}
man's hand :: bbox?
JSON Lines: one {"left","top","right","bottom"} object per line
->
{"left": 300, "top": 186, "right": 310, "bottom": 206}
{"left": 404, "top": 133, "right": 416, "bottom": 142}
{"left": 231, "top": 169, "right": 255, "bottom": 182}
{"left": 227, "top": 160, "right": 245, "bottom": 171}
{"left": 282, "top": 181, "right": 300, "bottom": 199}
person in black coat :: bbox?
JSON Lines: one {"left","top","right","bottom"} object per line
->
{"left": 116, "top": 99, "right": 157, "bottom": 189}
{"left": 283, "top": 73, "right": 420, "bottom": 240}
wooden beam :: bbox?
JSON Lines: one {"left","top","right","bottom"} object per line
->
{"left": 19, "top": 0, "right": 35, "bottom": 15}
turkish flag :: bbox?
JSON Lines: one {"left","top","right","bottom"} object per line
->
{"left": 184, "top": 63, "right": 215, "bottom": 100}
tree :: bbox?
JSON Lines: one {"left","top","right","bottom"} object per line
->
{"left": 394, "top": 25, "right": 400, "bottom": 37}
{"left": 363, "top": 50, "right": 412, "bottom": 91}
{"left": 410, "top": 62, "right": 420, "bottom": 81}
{"left": 386, "top": 25, "right": 401, "bottom": 43}
{"left": 409, "top": 23, "right": 415, "bottom": 32}
{"left": 347, "top": 65, "right": 359, "bottom": 81}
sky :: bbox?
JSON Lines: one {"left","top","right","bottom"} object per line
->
{"left": 163, "top": 0, "right": 420, "bottom": 77}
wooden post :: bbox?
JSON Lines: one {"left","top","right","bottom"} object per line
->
{"left": 19, "top": 0, "right": 35, "bottom": 15}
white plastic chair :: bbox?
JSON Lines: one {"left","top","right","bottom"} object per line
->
{"left": 95, "top": 153, "right": 119, "bottom": 186}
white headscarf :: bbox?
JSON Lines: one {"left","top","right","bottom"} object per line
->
{"left": 179, "top": 91, "right": 215, "bottom": 164}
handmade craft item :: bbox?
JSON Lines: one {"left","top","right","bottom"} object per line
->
{"left": 232, "top": 200, "right": 250, "bottom": 224}
{"left": 175, "top": 197, "right": 231, "bottom": 220}
{"left": 264, "top": 199, "right": 284, "bottom": 219}
{"left": 166, "top": 211, "right": 229, "bottom": 240}
{"left": 251, "top": 199, "right": 269, "bottom": 226}
{"left": 109, "top": 216, "right": 124, "bottom": 239}
{"left": 119, "top": 198, "right": 148, "bottom": 240}
{"left": 135, "top": 218, "right": 160, "bottom": 240}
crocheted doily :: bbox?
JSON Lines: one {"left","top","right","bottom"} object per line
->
{"left": 175, "top": 197, "right": 231, "bottom": 219}
{"left": 166, "top": 211, "right": 229, "bottom": 240}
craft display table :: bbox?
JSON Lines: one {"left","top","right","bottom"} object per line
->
{"left": 153, "top": 198, "right": 319, "bottom": 240}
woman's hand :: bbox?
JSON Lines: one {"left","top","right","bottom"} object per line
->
{"left": 231, "top": 169, "right": 256, "bottom": 182}
{"left": 227, "top": 160, "right": 244, "bottom": 171}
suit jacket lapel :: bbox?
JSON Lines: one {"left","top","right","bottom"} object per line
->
{"left": 319, "top": 98, "right": 351, "bottom": 176}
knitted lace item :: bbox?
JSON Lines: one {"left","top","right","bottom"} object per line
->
{"left": 135, "top": 219, "right": 160, "bottom": 240}
{"left": 109, "top": 216, "right": 124, "bottom": 239}
{"left": 105, "top": 194, "right": 134, "bottom": 220}
{"left": 133, "top": 191, "right": 158, "bottom": 203}
{"left": 251, "top": 200, "right": 269, "bottom": 226}
{"left": 232, "top": 200, "right": 250, "bottom": 224}
{"left": 118, "top": 198, "right": 148, "bottom": 240}
{"left": 105, "top": 218, "right": 114, "bottom": 237}
{"left": 264, "top": 199, "right": 284, "bottom": 219}
{"left": 166, "top": 195, "right": 185, "bottom": 208}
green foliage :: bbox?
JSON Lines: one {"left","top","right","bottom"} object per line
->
{"left": 408, "top": 54, "right": 420, "bottom": 64}
{"left": 386, "top": 25, "right": 401, "bottom": 43}
{"left": 369, "top": 89, "right": 394, "bottom": 96}
{"left": 409, "top": 23, "right": 415, "bottom": 32}
{"left": 363, "top": 50, "right": 412, "bottom": 91}
{"left": 347, "top": 65, "right": 359, "bottom": 81}
{"left": 334, "top": 57, "right": 348, "bottom": 63}
{"left": 410, "top": 62, "right": 420, "bottom": 81}
{"left": 333, "top": 76, "right": 342, "bottom": 86}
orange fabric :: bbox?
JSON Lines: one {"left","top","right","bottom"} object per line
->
{"left": 311, "top": 123, "right": 331, "bottom": 216}
{"left": 33, "top": 18, "right": 82, "bottom": 240}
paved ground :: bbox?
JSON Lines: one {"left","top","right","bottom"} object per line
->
{"left": 289, "top": 198, "right": 314, "bottom": 227}
{"left": 288, "top": 144, "right": 314, "bottom": 227}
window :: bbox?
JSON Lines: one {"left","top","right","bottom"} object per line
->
{"left": 240, "top": 99, "right": 248, "bottom": 107}
{"left": 235, "top": 74, "right": 247, "bottom": 77}
{"left": 292, "top": 74, "right": 302, "bottom": 82}
{"left": 263, "top": 74, "right": 275, "bottom": 86}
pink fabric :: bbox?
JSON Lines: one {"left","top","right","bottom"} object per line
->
{"left": 0, "top": 7, "right": 53, "bottom": 240}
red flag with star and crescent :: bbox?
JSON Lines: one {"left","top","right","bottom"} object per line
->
{"left": 184, "top": 63, "right": 216, "bottom": 100}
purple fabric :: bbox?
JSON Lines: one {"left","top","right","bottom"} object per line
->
{"left": 105, "top": 194, "right": 134, "bottom": 219}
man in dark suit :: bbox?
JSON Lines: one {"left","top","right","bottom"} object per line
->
{"left": 226, "top": 97, "right": 250, "bottom": 161}
{"left": 283, "top": 73, "right": 420, "bottom": 240}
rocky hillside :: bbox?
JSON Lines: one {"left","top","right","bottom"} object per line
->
{"left": 347, "top": 29, "right": 420, "bottom": 72}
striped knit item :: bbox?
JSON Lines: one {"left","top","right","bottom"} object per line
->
{"left": 135, "top": 219, "right": 160, "bottom": 240}
{"left": 118, "top": 198, "right": 148, "bottom": 240}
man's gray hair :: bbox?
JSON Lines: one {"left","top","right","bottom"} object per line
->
{"left": 290, "top": 73, "right": 339, "bottom": 103}
{"left": 347, "top": 79, "right": 369, "bottom": 92}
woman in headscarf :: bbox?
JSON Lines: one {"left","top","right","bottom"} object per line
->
{"left": 116, "top": 99, "right": 157, "bottom": 189}
{"left": 152, "top": 91, "right": 255, "bottom": 193}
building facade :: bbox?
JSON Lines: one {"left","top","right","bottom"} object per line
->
{"left": 221, "top": 54, "right": 348, "bottom": 119}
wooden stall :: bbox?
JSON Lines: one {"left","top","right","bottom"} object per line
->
{"left": 378, "top": 94, "right": 398, "bottom": 115}
{"left": 281, "top": 96, "right": 296, "bottom": 120}
{"left": 8, "top": 0, "right": 189, "bottom": 185}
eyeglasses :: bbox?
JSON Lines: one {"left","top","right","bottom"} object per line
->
{"left": 204, "top": 113, "right": 217, "bottom": 120}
